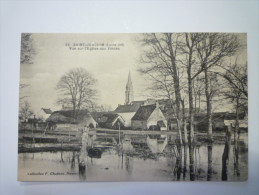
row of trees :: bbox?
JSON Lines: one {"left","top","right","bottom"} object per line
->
{"left": 138, "top": 33, "right": 247, "bottom": 179}
{"left": 139, "top": 33, "right": 247, "bottom": 140}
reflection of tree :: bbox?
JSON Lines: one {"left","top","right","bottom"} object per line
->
{"left": 207, "top": 144, "right": 213, "bottom": 181}
{"left": 71, "top": 151, "right": 75, "bottom": 169}
{"left": 125, "top": 154, "right": 133, "bottom": 175}
{"left": 222, "top": 126, "right": 232, "bottom": 181}
{"left": 183, "top": 144, "right": 187, "bottom": 180}
{"left": 60, "top": 151, "right": 64, "bottom": 162}
{"left": 78, "top": 129, "right": 89, "bottom": 181}
{"left": 233, "top": 136, "right": 240, "bottom": 177}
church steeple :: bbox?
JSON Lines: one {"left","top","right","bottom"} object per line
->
{"left": 125, "top": 71, "right": 134, "bottom": 105}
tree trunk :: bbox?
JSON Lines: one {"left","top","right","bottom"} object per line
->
{"left": 188, "top": 67, "right": 195, "bottom": 144}
{"left": 181, "top": 100, "right": 188, "bottom": 145}
{"left": 198, "top": 92, "right": 201, "bottom": 113}
{"left": 235, "top": 97, "right": 240, "bottom": 137}
{"left": 204, "top": 66, "right": 213, "bottom": 141}
{"left": 166, "top": 34, "right": 183, "bottom": 145}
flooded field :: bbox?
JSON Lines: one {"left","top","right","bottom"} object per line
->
{"left": 18, "top": 131, "right": 248, "bottom": 181}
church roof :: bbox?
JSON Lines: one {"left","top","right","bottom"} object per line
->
{"left": 131, "top": 104, "right": 156, "bottom": 121}
{"left": 114, "top": 101, "right": 144, "bottom": 113}
{"left": 126, "top": 71, "right": 133, "bottom": 90}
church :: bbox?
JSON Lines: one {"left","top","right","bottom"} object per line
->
{"left": 114, "top": 71, "right": 167, "bottom": 130}
{"left": 114, "top": 72, "right": 143, "bottom": 128}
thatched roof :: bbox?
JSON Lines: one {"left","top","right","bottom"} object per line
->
{"left": 46, "top": 109, "right": 95, "bottom": 124}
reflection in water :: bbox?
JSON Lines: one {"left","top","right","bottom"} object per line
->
{"left": 207, "top": 144, "right": 213, "bottom": 181}
{"left": 79, "top": 162, "right": 86, "bottom": 181}
{"left": 233, "top": 130, "right": 240, "bottom": 177}
{"left": 222, "top": 129, "right": 231, "bottom": 181}
{"left": 71, "top": 151, "right": 75, "bottom": 169}
{"left": 146, "top": 136, "right": 167, "bottom": 153}
{"left": 125, "top": 154, "right": 133, "bottom": 175}
{"left": 189, "top": 143, "right": 195, "bottom": 181}
{"left": 183, "top": 144, "right": 187, "bottom": 180}
{"left": 78, "top": 129, "right": 89, "bottom": 181}
{"left": 60, "top": 151, "right": 64, "bottom": 162}
{"left": 18, "top": 131, "right": 248, "bottom": 181}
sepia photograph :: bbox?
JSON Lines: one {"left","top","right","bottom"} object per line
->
{"left": 18, "top": 33, "right": 248, "bottom": 182}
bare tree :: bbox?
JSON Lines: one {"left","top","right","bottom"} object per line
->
{"left": 138, "top": 33, "right": 185, "bottom": 178}
{"left": 138, "top": 33, "right": 183, "bottom": 143}
{"left": 218, "top": 62, "right": 248, "bottom": 133}
{"left": 195, "top": 33, "right": 240, "bottom": 140}
{"left": 179, "top": 33, "right": 203, "bottom": 144}
{"left": 57, "top": 68, "right": 97, "bottom": 119}
{"left": 88, "top": 103, "right": 113, "bottom": 112}
{"left": 19, "top": 101, "right": 34, "bottom": 121}
{"left": 193, "top": 76, "right": 204, "bottom": 114}
{"left": 20, "top": 33, "right": 36, "bottom": 65}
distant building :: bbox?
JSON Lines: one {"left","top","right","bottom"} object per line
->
{"left": 194, "top": 112, "right": 248, "bottom": 131}
{"left": 114, "top": 101, "right": 144, "bottom": 128}
{"left": 224, "top": 112, "right": 248, "bottom": 128}
{"left": 131, "top": 102, "right": 167, "bottom": 131}
{"left": 125, "top": 71, "right": 134, "bottom": 105}
{"left": 46, "top": 109, "right": 97, "bottom": 129}
{"left": 37, "top": 108, "right": 52, "bottom": 121}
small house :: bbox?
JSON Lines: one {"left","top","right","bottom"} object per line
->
{"left": 114, "top": 101, "right": 144, "bottom": 128}
{"left": 37, "top": 108, "right": 52, "bottom": 121}
{"left": 46, "top": 109, "right": 97, "bottom": 130}
{"left": 131, "top": 102, "right": 167, "bottom": 131}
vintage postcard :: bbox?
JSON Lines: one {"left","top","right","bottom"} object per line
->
{"left": 18, "top": 33, "right": 248, "bottom": 181}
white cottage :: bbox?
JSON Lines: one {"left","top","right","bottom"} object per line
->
{"left": 113, "top": 101, "right": 144, "bottom": 128}
{"left": 131, "top": 102, "right": 167, "bottom": 131}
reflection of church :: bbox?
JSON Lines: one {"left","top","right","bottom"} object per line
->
{"left": 114, "top": 72, "right": 168, "bottom": 131}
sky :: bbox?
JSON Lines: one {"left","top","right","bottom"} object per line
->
{"left": 19, "top": 33, "right": 247, "bottom": 115}
{"left": 20, "top": 33, "right": 150, "bottom": 114}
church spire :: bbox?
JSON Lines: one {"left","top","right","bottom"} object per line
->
{"left": 125, "top": 71, "right": 134, "bottom": 105}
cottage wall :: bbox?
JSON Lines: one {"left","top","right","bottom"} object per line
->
{"left": 147, "top": 108, "right": 167, "bottom": 131}
{"left": 81, "top": 117, "right": 97, "bottom": 128}
{"left": 131, "top": 120, "right": 147, "bottom": 130}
